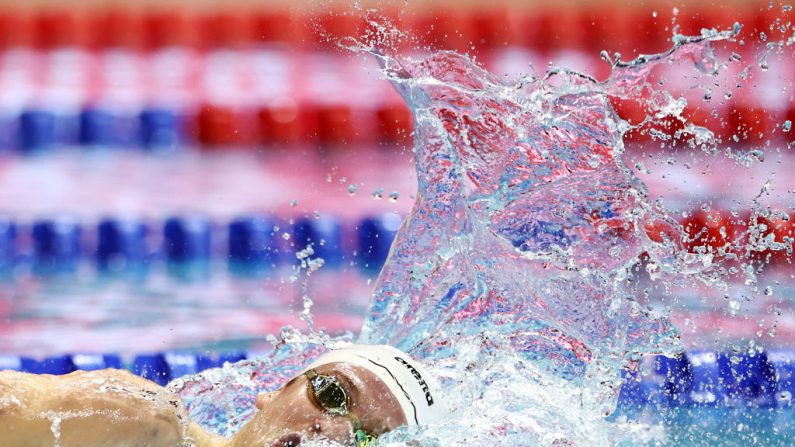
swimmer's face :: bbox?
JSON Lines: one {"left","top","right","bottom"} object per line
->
{"left": 230, "top": 362, "right": 407, "bottom": 447}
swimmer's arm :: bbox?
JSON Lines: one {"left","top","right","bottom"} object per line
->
{"left": 0, "top": 369, "right": 230, "bottom": 447}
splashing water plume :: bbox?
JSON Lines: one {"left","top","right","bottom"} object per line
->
{"left": 172, "top": 8, "right": 793, "bottom": 446}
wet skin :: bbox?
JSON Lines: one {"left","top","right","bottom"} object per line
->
{"left": 0, "top": 369, "right": 192, "bottom": 447}
{"left": 232, "top": 362, "right": 407, "bottom": 447}
{"left": 0, "top": 362, "right": 407, "bottom": 447}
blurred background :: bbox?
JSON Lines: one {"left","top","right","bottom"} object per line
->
{"left": 0, "top": 0, "right": 791, "bottom": 395}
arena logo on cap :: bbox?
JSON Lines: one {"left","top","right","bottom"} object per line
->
{"left": 394, "top": 356, "right": 434, "bottom": 406}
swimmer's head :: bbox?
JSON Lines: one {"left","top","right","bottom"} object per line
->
{"left": 230, "top": 345, "right": 445, "bottom": 447}
{"left": 304, "top": 344, "right": 445, "bottom": 426}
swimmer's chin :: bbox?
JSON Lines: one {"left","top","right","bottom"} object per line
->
{"left": 246, "top": 432, "right": 350, "bottom": 447}
{"left": 270, "top": 433, "right": 302, "bottom": 447}
{"left": 227, "top": 428, "right": 348, "bottom": 447}
{"left": 186, "top": 423, "right": 310, "bottom": 447}
{"left": 261, "top": 432, "right": 359, "bottom": 447}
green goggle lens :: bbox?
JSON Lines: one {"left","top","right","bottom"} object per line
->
{"left": 306, "top": 369, "right": 349, "bottom": 415}
{"left": 304, "top": 369, "right": 379, "bottom": 446}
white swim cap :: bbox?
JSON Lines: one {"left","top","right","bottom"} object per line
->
{"left": 305, "top": 345, "right": 445, "bottom": 426}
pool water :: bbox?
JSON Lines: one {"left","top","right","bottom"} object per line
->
{"left": 0, "top": 266, "right": 373, "bottom": 356}
{"left": 612, "top": 406, "right": 795, "bottom": 446}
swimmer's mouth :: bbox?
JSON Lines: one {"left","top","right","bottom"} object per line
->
{"left": 271, "top": 433, "right": 301, "bottom": 447}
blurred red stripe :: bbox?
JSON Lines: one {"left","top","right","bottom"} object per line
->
{"left": 0, "top": 5, "right": 775, "bottom": 53}
{"left": 96, "top": 9, "right": 147, "bottom": 49}
{"left": 0, "top": 9, "right": 35, "bottom": 49}
{"left": 36, "top": 10, "right": 92, "bottom": 49}
{"left": 145, "top": 10, "right": 201, "bottom": 49}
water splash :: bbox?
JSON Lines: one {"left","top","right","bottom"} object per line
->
{"left": 361, "top": 19, "right": 740, "bottom": 385}
{"left": 172, "top": 10, "right": 793, "bottom": 447}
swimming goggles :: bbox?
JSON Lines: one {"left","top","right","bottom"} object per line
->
{"left": 305, "top": 369, "right": 378, "bottom": 447}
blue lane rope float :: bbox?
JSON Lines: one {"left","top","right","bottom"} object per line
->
{"left": 293, "top": 215, "right": 343, "bottom": 268}
{"left": 31, "top": 218, "right": 82, "bottom": 274}
{"left": 0, "top": 218, "right": 15, "bottom": 271}
{"left": 7, "top": 107, "right": 185, "bottom": 152}
{"left": 356, "top": 214, "right": 401, "bottom": 274}
{"left": 617, "top": 350, "right": 792, "bottom": 409}
{"left": 0, "top": 352, "right": 246, "bottom": 383}
{"left": 96, "top": 217, "right": 149, "bottom": 272}
{"left": 228, "top": 215, "right": 282, "bottom": 270}
{"left": 139, "top": 108, "right": 183, "bottom": 150}
{"left": 0, "top": 212, "right": 787, "bottom": 277}
{"left": 0, "top": 214, "right": 403, "bottom": 277}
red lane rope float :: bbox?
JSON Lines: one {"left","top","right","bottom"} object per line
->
{"left": 0, "top": 5, "right": 785, "bottom": 53}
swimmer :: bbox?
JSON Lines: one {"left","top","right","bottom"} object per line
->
{"left": 0, "top": 344, "right": 444, "bottom": 447}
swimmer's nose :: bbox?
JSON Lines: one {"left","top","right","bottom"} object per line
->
{"left": 255, "top": 391, "right": 276, "bottom": 410}
{"left": 270, "top": 433, "right": 301, "bottom": 447}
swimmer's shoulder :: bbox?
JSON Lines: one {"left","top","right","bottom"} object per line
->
{"left": 0, "top": 369, "right": 58, "bottom": 411}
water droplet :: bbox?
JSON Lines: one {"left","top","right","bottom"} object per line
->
{"left": 290, "top": 200, "right": 299, "bottom": 207}
{"left": 784, "top": 120, "right": 792, "bottom": 132}
{"left": 703, "top": 90, "right": 712, "bottom": 102}
{"left": 765, "top": 286, "right": 773, "bottom": 296}
{"left": 306, "top": 257, "right": 324, "bottom": 274}
{"left": 282, "top": 232, "right": 291, "bottom": 241}
{"left": 733, "top": 22, "right": 743, "bottom": 35}
{"left": 347, "top": 184, "right": 359, "bottom": 196}
{"left": 372, "top": 187, "right": 384, "bottom": 200}
{"left": 652, "top": 11, "right": 658, "bottom": 17}
{"left": 389, "top": 191, "right": 400, "bottom": 202}
{"left": 725, "top": 91, "right": 733, "bottom": 99}
{"left": 295, "top": 244, "right": 314, "bottom": 260}
{"left": 729, "top": 300, "right": 741, "bottom": 314}
{"left": 749, "top": 149, "right": 765, "bottom": 162}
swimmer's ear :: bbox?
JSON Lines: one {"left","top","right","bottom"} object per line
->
{"left": 255, "top": 392, "right": 275, "bottom": 410}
